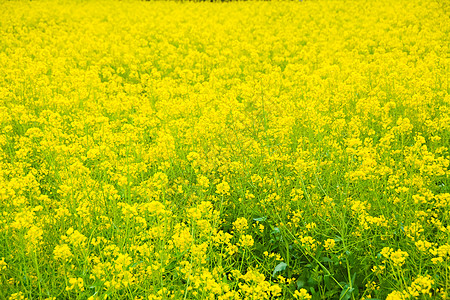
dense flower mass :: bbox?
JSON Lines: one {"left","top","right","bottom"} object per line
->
{"left": 0, "top": 0, "right": 449, "bottom": 299}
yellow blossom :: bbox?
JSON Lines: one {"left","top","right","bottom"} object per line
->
{"left": 238, "top": 235, "right": 254, "bottom": 248}
{"left": 233, "top": 217, "right": 248, "bottom": 232}
{"left": 53, "top": 244, "right": 73, "bottom": 261}
{"left": 324, "top": 239, "right": 336, "bottom": 251}
{"left": 294, "top": 289, "right": 312, "bottom": 300}
{"left": 0, "top": 257, "right": 7, "bottom": 271}
{"left": 216, "top": 180, "right": 231, "bottom": 196}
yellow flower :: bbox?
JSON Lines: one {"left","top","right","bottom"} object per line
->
{"left": 8, "top": 292, "right": 27, "bottom": 300}
{"left": 172, "top": 225, "right": 193, "bottom": 252}
{"left": 300, "top": 236, "right": 317, "bottom": 252}
{"left": 238, "top": 234, "right": 254, "bottom": 248}
{"left": 381, "top": 247, "right": 408, "bottom": 267}
{"left": 233, "top": 217, "right": 248, "bottom": 232}
{"left": 197, "top": 175, "right": 210, "bottom": 188}
{"left": 0, "top": 257, "right": 7, "bottom": 271}
{"left": 371, "top": 265, "right": 385, "bottom": 276}
{"left": 415, "top": 240, "right": 432, "bottom": 252}
{"left": 62, "top": 227, "right": 87, "bottom": 247}
{"left": 53, "top": 244, "right": 73, "bottom": 261}
{"left": 152, "top": 172, "right": 169, "bottom": 190}
{"left": 191, "top": 242, "right": 208, "bottom": 264}
{"left": 381, "top": 247, "right": 393, "bottom": 259}
{"left": 66, "top": 277, "right": 85, "bottom": 292}
{"left": 390, "top": 249, "right": 409, "bottom": 267}
{"left": 437, "top": 244, "right": 450, "bottom": 259}
{"left": 226, "top": 244, "right": 238, "bottom": 256}
{"left": 386, "top": 290, "right": 407, "bottom": 300}
{"left": 294, "top": 288, "right": 312, "bottom": 300}
{"left": 1, "top": 0, "right": 449, "bottom": 297}
{"left": 324, "top": 239, "right": 336, "bottom": 251}
{"left": 408, "top": 275, "right": 434, "bottom": 297}
{"left": 216, "top": 180, "right": 231, "bottom": 196}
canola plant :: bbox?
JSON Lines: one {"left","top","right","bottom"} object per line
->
{"left": 0, "top": 0, "right": 449, "bottom": 299}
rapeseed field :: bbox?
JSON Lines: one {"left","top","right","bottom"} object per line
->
{"left": 0, "top": 0, "right": 449, "bottom": 299}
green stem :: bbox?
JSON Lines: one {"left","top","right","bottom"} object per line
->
{"left": 239, "top": 248, "right": 246, "bottom": 274}
{"left": 33, "top": 249, "right": 43, "bottom": 299}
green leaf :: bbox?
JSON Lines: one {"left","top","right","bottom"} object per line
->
{"left": 253, "top": 216, "right": 267, "bottom": 222}
{"left": 324, "top": 274, "right": 332, "bottom": 288}
{"left": 272, "top": 227, "right": 281, "bottom": 235}
{"left": 296, "top": 279, "right": 305, "bottom": 289}
{"left": 307, "top": 276, "right": 318, "bottom": 286}
{"left": 272, "top": 262, "right": 287, "bottom": 277}
{"left": 351, "top": 272, "right": 357, "bottom": 286}
{"left": 319, "top": 257, "right": 334, "bottom": 263}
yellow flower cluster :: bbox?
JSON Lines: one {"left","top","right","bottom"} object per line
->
{"left": 293, "top": 289, "right": 312, "bottom": 300}
{"left": 0, "top": 258, "right": 7, "bottom": 271}
{"left": 381, "top": 247, "right": 409, "bottom": 267}
{"left": 323, "top": 239, "right": 336, "bottom": 251}
{"left": 386, "top": 275, "right": 434, "bottom": 299}
{"left": 53, "top": 244, "right": 73, "bottom": 262}
{"left": 65, "top": 277, "right": 85, "bottom": 292}
{"left": 233, "top": 217, "right": 249, "bottom": 233}
{"left": 431, "top": 243, "right": 450, "bottom": 264}
{"left": 237, "top": 269, "right": 283, "bottom": 299}
{"left": 1, "top": 0, "right": 449, "bottom": 299}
